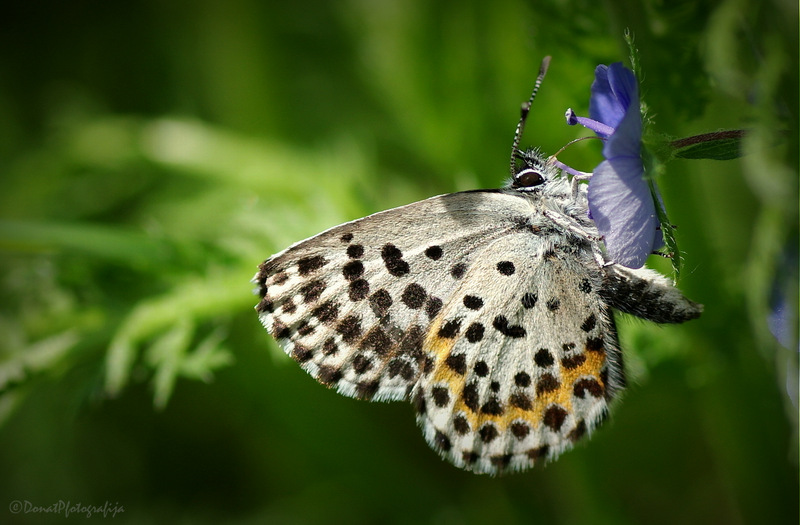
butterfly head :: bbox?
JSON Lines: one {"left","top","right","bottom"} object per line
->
{"left": 509, "top": 147, "right": 561, "bottom": 192}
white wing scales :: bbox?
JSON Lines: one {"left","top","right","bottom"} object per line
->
{"left": 413, "top": 232, "right": 620, "bottom": 474}
{"left": 255, "top": 191, "right": 540, "bottom": 403}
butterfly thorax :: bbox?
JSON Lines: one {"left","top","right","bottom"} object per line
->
{"left": 502, "top": 148, "right": 596, "bottom": 250}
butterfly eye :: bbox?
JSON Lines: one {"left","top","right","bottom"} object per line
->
{"left": 515, "top": 169, "right": 545, "bottom": 187}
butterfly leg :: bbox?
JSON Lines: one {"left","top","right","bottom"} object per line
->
{"left": 542, "top": 209, "right": 601, "bottom": 242}
{"left": 570, "top": 173, "right": 591, "bottom": 200}
{"left": 541, "top": 209, "right": 608, "bottom": 267}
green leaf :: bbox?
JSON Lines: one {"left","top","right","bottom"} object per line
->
{"left": 104, "top": 266, "right": 252, "bottom": 397}
{"left": 0, "top": 330, "right": 79, "bottom": 392}
{"left": 0, "top": 220, "right": 206, "bottom": 272}
{"left": 177, "top": 328, "right": 234, "bottom": 383}
{"left": 146, "top": 318, "right": 193, "bottom": 410}
{"left": 672, "top": 130, "right": 746, "bottom": 160}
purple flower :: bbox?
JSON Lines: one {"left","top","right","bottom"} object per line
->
{"left": 768, "top": 243, "right": 798, "bottom": 351}
{"left": 566, "top": 63, "right": 662, "bottom": 268}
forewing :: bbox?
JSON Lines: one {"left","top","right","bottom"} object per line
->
{"left": 254, "top": 190, "right": 534, "bottom": 402}
{"left": 413, "top": 233, "right": 623, "bottom": 474}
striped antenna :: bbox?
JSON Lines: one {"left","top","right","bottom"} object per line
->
{"left": 509, "top": 55, "right": 551, "bottom": 177}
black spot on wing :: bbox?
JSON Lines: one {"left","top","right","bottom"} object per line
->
{"left": 342, "top": 260, "right": 364, "bottom": 281}
{"left": 492, "top": 315, "right": 526, "bottom": 338}
{"left": 347, "top": 244, "right": 364, "bottom": 258}
{"left": 438, "top": 319, "right": 462, "bottom": 338}
{"left": 401, "top": 283, "right": 427, "bottom": 309}
{"left": 301, "top": 280, "right": 326, "bottom": 303}
{"left": 297, "top": 256, "right": 327, "bottom": 275}
{"left": 462, "top": 295, "right": 484, "bottom": 310}
{"left": 425, "top": 245, "right": 443, "bottom": 260}
{"left": 496, "top": 261, "right": 515, "bottom": 275}
{"left": 465, "top": 322, "right": 484, "bottom": 343}
{"left": 521, "top": 292, "right": 537, "bottom": 309}
{"left": 369, "top": 289, "right": 392, "bottom": 318}
{"left": 348, "top": 279, "right": 370, "bottom": 301}
{"left": 450, "top": 263, "right": 467, "bottom": 279}
{"left": 381, "top": 244, "right": 410, "bottom": 277}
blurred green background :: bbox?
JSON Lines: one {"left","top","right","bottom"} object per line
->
{"left": 0, "top": 0, "right": 797, "bottom": 523}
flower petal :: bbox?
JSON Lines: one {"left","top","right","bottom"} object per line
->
{"left": 602, "top": 85, "right": 642, "bottom": 160}
{"left": 589, "top": 65, "right": 623, "bottom": 132}
{"left": 606, "top": 63, "right": 637, "bottom": 116}
{"left": 588, "top": 156, "right": 659, "bottom": 268}
{"left": 589, "top": 63, "right": 638, "bottom": 133}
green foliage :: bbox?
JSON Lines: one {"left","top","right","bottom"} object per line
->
{"left": 672, "top": 131, "right": 747, "bottom": 160}
{"left": 0, "top": 0, "right": 796, "bottom": 523}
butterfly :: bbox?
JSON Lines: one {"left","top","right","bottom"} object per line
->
{"left": 253, "top": 57, "right": 702, "bottom": 475}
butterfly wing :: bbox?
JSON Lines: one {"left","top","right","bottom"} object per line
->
{"left": 600, "top": 264, "right": 703, "bottom": 322}
{"left": 254, "top": 190, "right": 540, "bottom": 402}
{"left": 413, "top": 232, "right": 622, "bottom": 474}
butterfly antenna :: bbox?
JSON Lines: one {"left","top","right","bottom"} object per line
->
{"left": 510, "top": 55, "right": 551, "bottom": 178}
{"left": 549, "top": 135, "right": 604, "bottom": 158}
